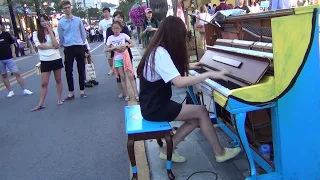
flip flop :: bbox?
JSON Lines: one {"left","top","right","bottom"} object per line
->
{"left": 31, "top": 105, "right": 45, "bottom": 112}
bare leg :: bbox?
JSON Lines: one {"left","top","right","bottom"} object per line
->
{"left": 1, "top": 73, "right": 12, "bottom": 91}
{"left": 13, "top": 72, "right": 25, "bottom": 89}
{"left": 53, "top": 68, "right": 63, "bottom": 104}
{"left": 171, "top": 104, "right": 225, "bottom": 156}
{"left": 126, "top": 71, "right": 139, "bottom": 98}
{"left": 117, "top": 67, "right": 127, "bottom": 96}
{"left": 38, "top": 71, "right": 50, "bottom": 105}
{"left": 117, "top": 82, "right": 124, "bottom": 94}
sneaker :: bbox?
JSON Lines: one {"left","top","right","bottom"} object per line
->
{"left": 118, "top": 93, "right": 124, "bottom": 98}
{"left": 23, "top": 89, "right": 33, "bottom": 96}
{"left": 7, "top": 91, "right": 15, "bottom": 98}
{"left": 90, "top": 80, "right": 99, "bottom": 85}
{"left": 160, "top": 151, "right": 187, "bottom": 163}
{"left": 108, "top": 70, "right": 114, "bottom": 75}
{"left": 215, "top": 147, "right": 241, "bottom": 163}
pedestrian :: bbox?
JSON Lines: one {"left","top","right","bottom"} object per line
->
{"left": 106, "top": 10, "right": 135, "bottom": 99}
{"left": 136, "top": 16, "right": 240, "bottom": 163}
{"left": 58, "top": 0, "right": 88, "bottom": 100}
{"left": 105, "top": 21, "right": 139, "bottom": 101}
{"left": 31, "top": 14, "right": 64, "bottom": 112}
{"left": 142, "top": 8, "right": 159, "bottom": 47}
{"left": 99, "top": 7, "right": 113, "bottom": 75}
{"left": 0, "top": 22, "right": 33, "bottom": 98}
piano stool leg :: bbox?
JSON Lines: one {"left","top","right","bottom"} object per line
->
{"left": 127, "top": 135, "right": 138, "bottom": 180}
{"left": 235, "top": 113, "right": 257, "bottom": 178}
{"left": 187, "top": 86, "right": 200, "bottom": 105}
{"left": 164, "top": 132, "right": 175, "bottom": 180}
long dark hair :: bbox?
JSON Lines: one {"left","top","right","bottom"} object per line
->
{"left": 137, "top": 16, "right": 188, "bottom": 79}
{"left": 36, "top": 14, "right": 51, "bottom": 43}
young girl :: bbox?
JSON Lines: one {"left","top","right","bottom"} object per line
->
{"left": 31, "top": 14, "right": 63, "bottom": 111}
{"left": 106, "top": 11, "right": 134, "bottom": 99}
{"left": 137, "top": 16, "right": 241, "bottom": 163}
{"left": 105, "top": 21, "right": 139, "bottom": 101}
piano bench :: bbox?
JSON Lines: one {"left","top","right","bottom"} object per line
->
{"left": 125, "top": 105, "right": 175, "bottom": 180}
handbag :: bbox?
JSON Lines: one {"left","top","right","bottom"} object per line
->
{"left": 35, "top": 62, "right": 41, "bottom": 75}
{"left": 85, "top": 63, "right": 96, "bottom": 80}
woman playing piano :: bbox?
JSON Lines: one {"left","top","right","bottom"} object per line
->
{"left": 137, "top": 16, "right": 241, "bottom": 163}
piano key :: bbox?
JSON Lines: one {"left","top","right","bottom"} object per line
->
{"left": 192, "top": 68, "right": 242, "bottom": 90}
{"left": 189, "top": 70, "right": 231, "bottom": 97}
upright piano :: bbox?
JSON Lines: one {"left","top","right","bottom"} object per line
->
{"left": 188, "top": 5, "right": 320, "bottom": 180}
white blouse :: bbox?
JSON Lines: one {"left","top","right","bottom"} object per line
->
{"left": 33, "top": 30, "right": 62, "bottom": 61}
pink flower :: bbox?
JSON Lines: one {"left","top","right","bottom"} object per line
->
{"left": 129, "top": 5, "right": 147, "bottom": 26}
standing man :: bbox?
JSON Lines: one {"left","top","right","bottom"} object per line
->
{"left": 0, "top": 22, "right": 33, "bottom": 98}
{"left": 58, "top": 0, "right": 87, "bottom": 100}
{"left": 98, "top": 7, "right": 113, "bottom": 75}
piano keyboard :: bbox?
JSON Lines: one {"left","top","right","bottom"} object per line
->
{"left": 189, "top": 70, "right": 232, "bottom": 97}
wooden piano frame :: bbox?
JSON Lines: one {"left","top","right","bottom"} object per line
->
{"left": 188, "top": 5, "right": 320, "bottom": 180}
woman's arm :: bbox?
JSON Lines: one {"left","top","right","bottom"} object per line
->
{"left": 49, "top": 28, "right": 59, "bottom": 49}
{"left": 171, "top": 70, "right": 229, "bottom": 88}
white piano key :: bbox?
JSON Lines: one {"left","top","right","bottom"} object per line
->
{"left": 189, "top": 70, "right": 231, "bottom": 97}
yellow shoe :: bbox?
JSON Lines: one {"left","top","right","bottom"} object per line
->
{"left": 215, "top": 147, "right": 241, "bottom": 163}
{"left": 159, "top": 151, "right": 187, "bottom": 163}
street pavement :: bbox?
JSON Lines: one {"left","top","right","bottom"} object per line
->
{"left": 0, "top": 42, "right": 130, "bottom": 180}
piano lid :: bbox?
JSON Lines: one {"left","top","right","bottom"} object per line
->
{"left": 217, "top": 8, "right": 294, "bottom": 22}
{"left": 200, "top": 46, "right": 271, "bottom": 85}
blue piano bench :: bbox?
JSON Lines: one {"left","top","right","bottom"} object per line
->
{"left": 125, "top": 105, "right": 175, "bottom": 180}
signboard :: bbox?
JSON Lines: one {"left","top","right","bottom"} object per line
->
{"left": 147, "top": 0, "right": 168, "bottom": 21}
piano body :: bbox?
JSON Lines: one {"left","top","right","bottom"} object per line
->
{"left": 189, "top": 5, "right": 320, "bottom": 180}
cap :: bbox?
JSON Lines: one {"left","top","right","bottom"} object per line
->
{"left": 145, "top": 8, "right": 152, "bottom": 13}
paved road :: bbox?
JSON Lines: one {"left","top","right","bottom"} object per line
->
{"left": 0, "top": 42, "right": 130, "bottom": 180}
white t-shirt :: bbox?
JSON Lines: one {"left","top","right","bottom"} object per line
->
{"left": 143, "top": 46, "right": 181, "bottom": 83}
{"left": 106, "top": 33, "right": 130, "bottom": 60}
{"left": 33, "top": 30, "right": 62, "bottom": 61}
{"left": 249, "top": 4, "right": 261, "bottom": 13}
{"left": 99, "top": 18, "right": 113, "bottom": 41}
{"left": 198, "top": 12, "right": 211, "bottom": 26}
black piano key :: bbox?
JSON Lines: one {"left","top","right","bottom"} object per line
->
{"left": 194, "top": 68, "right": 241, "bottom": 90}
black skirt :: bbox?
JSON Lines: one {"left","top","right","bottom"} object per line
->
{"left": 40, "top": 58, "right": 63, "bottom": 72}
{"left": 143, "top": 100, "right": 182, "bottom": 122}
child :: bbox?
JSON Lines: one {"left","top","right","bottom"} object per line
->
{"left": 84, "top": 39, "right": 99, "bottom": 87}
{"left": 105, "top": 21, "right": 139, "bottom": 101}
{"left": 136, "top": 16, "right": 241, "bottom": 163}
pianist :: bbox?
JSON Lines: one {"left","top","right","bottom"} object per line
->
{"left": 137, "top": 16, "right": 241, "bottom": 163}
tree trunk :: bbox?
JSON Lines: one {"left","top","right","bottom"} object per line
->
{"left": 7, "top": 0, "right": 19, "bottom": 37}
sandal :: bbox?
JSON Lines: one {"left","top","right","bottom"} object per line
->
{"left": 57, "top": 101, "right": 64, "bottom": 106}
{"left": 31, "top": 104, "right": 45, "bottom": 112}
{"left": 125, "top": 96, "right": 130, "bottom": 101}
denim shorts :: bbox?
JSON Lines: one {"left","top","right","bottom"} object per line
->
{"left": 0, "top": 58, "right": 18, "bottom": 74}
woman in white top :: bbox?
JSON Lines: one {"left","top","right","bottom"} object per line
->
{"left": 196, "top": 5, "right": 212, "bottom": 50}
{"left": 31, "top": 14, "right": 63, "bottom": 112}
{"left": 249, "top": 0, "right": 261, "bottom": 13}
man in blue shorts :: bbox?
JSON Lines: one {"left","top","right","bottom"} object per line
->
{"left": 0, "top": 22, "right": 33, "bottom": 98}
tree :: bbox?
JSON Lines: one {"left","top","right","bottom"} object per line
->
{"left": 13, "top": 0, "right": 40, "bottom": 15}
{"left": 87, "top": 7, "right": 101, "bottom": 21}
{"left": 117, "top": 0, "right": 135, "bottom": 21}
